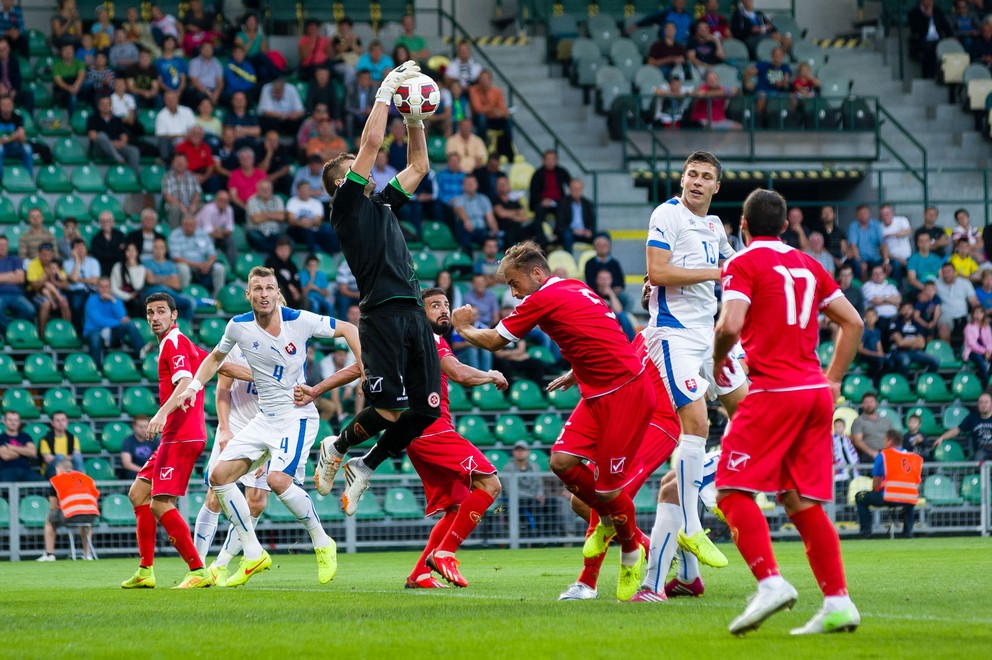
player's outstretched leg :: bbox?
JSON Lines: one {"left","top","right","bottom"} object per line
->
{"left": 426, "top": 480, "right": 498, "bottom": 588}
{"left": 273, "top": 476, "right": 337, "bottom": 584}
{"left": 315, "top": 435, "right": 345, "bottom": 496}
{"left": 408, "top": 511, "right": 456, "bottom": 589}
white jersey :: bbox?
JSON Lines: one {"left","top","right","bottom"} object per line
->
{"left": 221, "top": 344, "right": 259, "bottom": 431}
{"left": 646, "top": 197, "right": 735, "bottom": 329}
{"left": 217, "top": 307, "right": 337, "bottom": 418}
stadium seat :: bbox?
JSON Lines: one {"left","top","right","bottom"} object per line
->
{"left": 89, "top": 193, "right": 125, "bottom": 221}
{"left": 83, "top": 457, "right": 115, "bottom": 481}
{"left": 816, "top": 341, "right": 835, "bottom": 368}
{"left": 629, "top": 26, "right": 656, "bottom": 56}
{"left": 0, "top": 197, "right": 16, "bottom": 224}
{"left": 508, "top": 161, "right": 535, "bottom": 192}
{"left": 219, "top": 284, "right": 251, "bottom": 314}
{"left": 70, "top": 108, "right": 92, "bottom": 135}
{"left": 495, "top": 414, "right": 529, "bottom": 444}
{"left": 0, "top": 497, "right": 7, "bottom": 528}
{"left": 633, "top": 65, "right": 664, "bottom": 104}
{"left": 528, "top": 449, "right": 550, "bottom": 471}
{"left": 36, "top": 164, "right": 72, "bottom": 193}
{"left": 2, "top": 387, "right": 39, "bottom": 418}
{"left": 234, "top": 253, "right": 262, "bottom": 281}
{"left": 23, "top": 354, "right": 60, "bottom": 384}
{"left": 43, "top": 388, "right": 82, "bottom": 417}
{"left": 471, "top": 383, "right": 509, "bottom": 411}
{"left": 878, "top": 374, "right": 915, "bottom": 404}
{"left": 133, "top": 319, "right": 156, "bottom": 345}
{"left": 942, "top": 404, "right": 970, "bottom": 431}
{"left": 28, "top": 28, "right": 48, "bottom": 56}
{"left": 355, "top": 491, "right": 385, "bottom": 521}
{"left": 70, "top": 422, "right": 100, "bottom": 454}
{"left": 916, "top": 374, "right": 953, "bottom": 403}
{"left": 633, "top": 485, "right": 656, "bottom": 514}
{"left": 18, "top": 194, "right": 51, "bottom": 222}
{"left": 942, "top": 51, "right": 971, "bottom": 85}
{"left": 933, "top": 440, "right": 966, "bottom": 462}
{"left": 456, "top": 415, "right": 495, "bottom": 444}
{"left": 23, "top": 422, "right": 48, "bottom": 443}
{"left": 448, "top": 381, "right": 471, "bottom": 412}
{"left": 53, "top": 137, "right": 88, "bottom": 165}
{"left": 546, "top": 250, "right": 580, "bottom": 278}
{"left": 44, "top": 319, "right": 82, "bottom": 349}
{"left": 485, "top": 449, "right": 511, "bottom": 471}
{"left": 532, "top": 413, "right": 564, "bottom": 445}
{"left": 876, "top": 405, "right": 903, "bottom": 432}
{"left": 71, "top": 165, "right": 105, "bottom": 193}
{"left": 841, "top": 374, "right": 875, "bottom": 402}
{"left": 421, "top": 221, "right": 458, "bottom": 250}
{"left": 508, "top": 379, "right": 546, "bottom": 410}
{"left": 35, "top": 108, "right": 71, "bottom": 136}
{"left": 411, "top": 251, "right": 441, "bottom": 281}
{"left": 53, "top": 194, "right": 89, "bottom": 223}
{"left": 832, "top": 405, "right": 859, "bottom": 434}
{"left": 101, "top": 421, "right": 131, "bottom": 453}
{"left": 960, "top": 474, "right": 983, "bottom": 505}
{"left": 139, "top": 164, "right": 166, "bottom": 193}
{"left": 203, "top": 384, "right": 217, "bottom": 417}
{"left": 19, "top": 495, "right": 49, "bottom": 528}
{"left": 526, "top": 346, "right": 556, "bottom": 365}
{"left": 264, "top": 496, "right": 297, "bottom": 523}
{"left": 1, "top": 165, "right": 35, "bottom": 193}
{"left": 383, "top": 487, "right": 423, "bottom": 520}
{"left": 139, "top": 352, "right": 157, "bottom": 381}
{"left": 137, "top": 108, "right": 157, "bottom": 135}
{"left": 547, "top": 386, "right": 580, "bottom": 410}
{"left": 106, "top": 165, "right": 141, "bottom": 193}
{"left": 904, "top": 406, "right": 941, "bottom": 436}
{"left": 102, "top": 493, "right": 137, "bottom": 525}
{"left": 608, "top": 39, "right": 641, "bottom": 80}
{"left": 925, "top": 340, "right": 962, "bottom": 369}
{"left": 26, "top": 80, "right": 51, "bottom": 108}
{"left": 0, "top": 354, "right": 20, "bottom": 384}
{"left": 198, "top": 318, "right": 227, "bottom": 347}
{"left": 33, "top": 55, "right": 54, "bottom": 82}
{"left": 82, "top": 388, "right": 122, "bottom": 418}
{"left": 587, "top": 14, "right": 619, "bottom": 53}
{"left": 123, "top": 387, "right": 158, "bottom": 417}
{"left": 427, "top": 135, "right": 447, "bottom": 163}
{"left": 952, "top": 372, "right": 984, "bottom": 401}
{"left": 185, "top": 492, "right": 206, "bottom": 525}
{"left": 5, "top": 320, "right": 42, "bottom": 349}
{"left": 721, "top": 38, "right": 750, "bottom": 63}
{"left": 922, "top": 474, "right": 963, "bottom": 506}
{"left": 4, "top": 224, "right": 24, "bottom": 251}
{"left": 103, "top": 352, "right": 141, "bottom": 383}
{"left": 443, "top": 250, "right": 474, "bottom": 280}
{"left": 312, "top": 491, "right": 345, "bottom": 521}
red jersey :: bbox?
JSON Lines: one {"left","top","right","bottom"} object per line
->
{"left": 422, "top": 334, "right": 456, "bottom": 436}
{"left": 720, "top": 239, "right": 841, "bottom": 393}
{"left": 157, "top": 325, "right": 207, "bottom": 442}
{"left": 497, "top": 277, "right": 643, "bottom": 398}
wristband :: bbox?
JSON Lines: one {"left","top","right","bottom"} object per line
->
{"left": 188, "top": 379, "right": 203, "bottom": 393}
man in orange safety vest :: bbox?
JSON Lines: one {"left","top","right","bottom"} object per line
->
{"left": 855, "top": 430, "right": 923, "bottom": 539}
{"left": 37, "top": 459, "right": 100, "bottom": 562}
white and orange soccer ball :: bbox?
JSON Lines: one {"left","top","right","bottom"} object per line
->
{"left": 393, "top": 73, "right": 441, "bottom": 121}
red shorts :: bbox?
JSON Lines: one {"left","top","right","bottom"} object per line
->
{"left": 716, "top": 387, "right": 834, "bottom": 502}
{"left": 626, "top": 419, "right": 679, "bottom": 496}
{"left": 554, "top": 372, "right": 656, "bottom": 493}
{"left": 406, "top": 429, "right": 496, "bottom": 516}
{"left": 136, "top": 440, "right": 207, "bottom": 498}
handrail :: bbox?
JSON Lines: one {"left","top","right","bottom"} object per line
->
{"left": 876, "top": 103, "right": 929, "bottom": 207}
{"left": 621, "top": 112, "right": 672, "bottom": 204}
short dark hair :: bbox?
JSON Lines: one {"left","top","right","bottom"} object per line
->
{"left": 742, "top": 188, "right": 787, "bottom": 238}
{"left": 71, "top": 238, "right": 85, "bottom": 248}
{"left": 305, "top": 253, "right": 320, "bottom": 264}
{"left": 861, "top": 391, "right": 877, "bottom": 402}
{"left": 885, "top": 429, "right": 902, "bottom": 445}
{"left": 955, "top": 207, "right": 969, "bottom": 219}
{"left": 145, "top": 292, "right": 177, "bottom": 312}
{"left": 322, "top": 152, "right": 357, "bottom": 196}
{"left": 681, "top": 150, "right": 722, "bottom": 180}
{"left": 422, "top": 287, "right": 447, "bottom": 301}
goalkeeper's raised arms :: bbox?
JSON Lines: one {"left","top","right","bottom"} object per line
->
{"left": 375, "top": 60, "right": 422, "bottom": 105}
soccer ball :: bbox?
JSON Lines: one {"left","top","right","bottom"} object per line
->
{"left": 393, "top": 74, "right": 441, "bottom": 121}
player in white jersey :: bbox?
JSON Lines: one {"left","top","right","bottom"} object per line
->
{"left": 645, "top": 151, "right": 748, "bottom": 570}
{"left": 176, "top": 266, "right": 362, "bottom": 587}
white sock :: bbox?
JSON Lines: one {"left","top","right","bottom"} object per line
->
{"left": 215, "top": 515, "right": 260, "bottom": 567}
{"left": 643, "top": 503, "right": 681, "bottom": 593}
{"left": 824, "top": 594, "right": 854, "bottom": 610}
{"left": 759, "top": 574, "right": 787, "bottom": 591}
{"left": 193, "top": 506, "right": 220, "bottom": 562}
{"left": 213, "top": 482, "right": 263, "bottom": 560}
{"left": 277, "top": 484, "right": 331, "bottom": 549}
{"left": 676, "top": 547, "right": 700, "bottom": 583}
{"left": 677, "top": 435, "right": 706, "bottom": 535}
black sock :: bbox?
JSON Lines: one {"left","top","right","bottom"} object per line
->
{"left": 361, "top": 410, "right": 437, "bottom": 469}
{"left": 334, "top": 407, "right": 392, "bottom": 454}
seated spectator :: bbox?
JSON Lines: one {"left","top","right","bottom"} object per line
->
{"left": 781, "top": 207, "right": 809, "bottom": 250}
{"left": 90, "top": 211, "right": 127, "bottom": 276}
{"left": 803, "top": 232, "right": 835, "bottom": 277}
{"left": 976, "top": 268, "right": 992, "bottom": 310}
{"left": 492, "top": 176, "right": 543, "bottom": 248}
{"left": 126, "top": 49, "right": 162, "bottom": 109}
{"left": 18, "top": 207, "right": 56, "bottom": 261}
{"left": 194, "top": 97, "right": 222, "bottom": 146}
{"left": 161, "top": 153, "right": 203, "bottom": 228}
{"left": 287, "top": 180, "right": 339, "bottom": 255}
{"left": 300, "top": 253, "right": 334, "bottom": 316}
{"left": 909, "top": 0, "right": 952, "bottom": 78}
{"left": 435, "top": 153, "right": 466, "bottom": 223}
{"left": 791, "top": 62, "right": 821, "bottom": 108}
{"left": 292, "top": 154, "right": 331, "bottom": 205}
{"left": 949, "top": 237, "right": 981, "bottom": 283}
{"left": 753, "top": 46, "right": 792, "bottom": 119}
{"left": 635, "top": 0, "right": 692, "bottom": 43}
{"left": 0, "top": 0, "right": 26, "bottom": 57}
{"left": 50, "top": 0, "right": 83, "bottom": 50}
{"left": 335, "top": 259, "right": 361, "bottom": 319}
{"left": 858, "top": 308, "right": 887, "bottom": 380}
{"left": 155, "top": 36, "right": 187, "bottom": 95}
{"left": 452, "top": 175, "right": 499, "bottom": 250}
{"left": 305, "top": 119, "right": 348, "bottom": 162}
{"left": 370, "top": 148, "right": 399, "bottom": 193}
{"left": 936, "top": 261, "right": 978, "bottom": 342}
{"left": 396, "top": 14, "right": 430, "bottom": 61}
{"left": 344, "top": 68, "right": 377, "bottom": 139}
{"left": 306, "top": 68, "right": 341, "bottom": 123}
{"left": 120, "top": 415, "right": 157, "bottom": 481}
{"left": 937, "top": 391, "right": 992, "bottom": 461}
{"left": 474, "top": 237, "right": 501, "bottom": 286}
{"left": 851, "top": 392, "right": 892, "bottom": 461}
{"left": 180, "top": 0, "right": 221, "bottom": 57}
{"left": 0, "top": 235, "right": 34, "bottom": 332}
{"left": 83, "top": 276, "right": 143, "bottom": 363}
{"left": 383, "top": 116, "right": 410, "bottom": 172}
{"left": 970, "top": 18, "right": 992, "bottom": 68}
{"left": 175, "top": 124, "right": 217, "bottom": 193}
{"left": 258, "top": 129, "right": 293, "bottom": 196}
{"left": 687, "top": 69, "right": 742, "bottom": 129}
{"left": 0, "top": 37, "right": 32, "bottom": 113}
{"left": 448, "top": 304, "right": 492, "bottom": 369}
{"left": 880, "top": 203, "right": 912, "bottom": 283}
{"left": 0, "top": 95, "right": 31, "bottom": 187}
{"left": 847, "top": 204, "right": 886, "bottom": 281}
{"left": 298, "top": 19, "right": 332, "bottom": 80}
{"left": 142, "top": 236, "right": 194, "bottom": 320}
{"left": 87, "top": 95, "right": 139, "bottom": 174}
{"left": 120, "top": 6, "right": 150, "bottom": 50}
{"left": 907, "top": 232, "right": 944, "bottom": 293}
{"left": 472, "top": 153, "right": 506, "bottom": 202}
{"left": 687, "top": 21, "right": 726, "bottom": 73}
{"left": 319, "top": 340, "right": 362, "bottom": 419}
{"left": 464, "top": 273, "right": 500, "bottom": 327}
{"left": 356, "top": 39, "right": 394, "bottom": 84}
{"left": 155, "top": 89, "right": 197, "bottom": 161}
{"left": 731, "top": 0, "right": 792, "bottom": 58}
{"left": 26, "top": 243, "right": 70, "bottom": 334}
{"left": 855, "top": 430, "right": 922, "bottom": 539}
{"left": 81, "top": 51, "right": 114, "bottom": 104}
{"left": 861, "top": 264, "right": 901, "bottom": 337}
{"left": 196, "top": 190, "right": 236, "bottom": 266}
{"left": 951, "top": 207, "right": 982, "bottom": 259}
{"left": 445, "top": 118, "right": 488, "bottom": 174}
{"left": 38, "top": 413, "right": 81, "bottom": 479}
{"left": 62, "top": 238, "right": 100, "bottom": 332}
{"left": 915, "top": 205, "right": 949, "bottom": 256}
{"left": 529, "top": 149, "right": 571, "bottom": 223}
{"left": 963, "top": 306, "right": 992, "bottom": 383}
{"left": 169, "top": 214, "right": 224, "bottom": 296}
{"left": 902, "top": 413, "right": 932, "bottom": 457}
{"left": 0, "top": 410, "right": 40, "bottom": 482}
{"left": 245, "top": 179, "right": 288, "bottom": 252}
{"left": 125, "top": 208, "right": 165, "bottom": 262}
{"left": 265, "top": 237, "right": 303, "bottom": 308}
{"left": 584, "top": 233, "right": 628, "bottom": 308}
{"left": 76, "top": 31, "right": 95, "bottom": 66}
{"left": 445, "top": 41, "right": 482, "bottom": 89}
{"left": 593, "top": 268, "right": 636, "bottom": 340}
{"left": 888, "top": 301, "right": 940, "bottom": 377}
{"left": 52, "top": 42, "right": 85, "bottom": 113}
{"left": 297, "top": 103, "right": 331, "bottom": 153}
{"left": 647, "top": 22, "right": 688, "bottom": 79}
{"left": 109, "top": 78, "right": 138, "bottom": 135}
{"left": 258, "top": 78, "right": 305, "bottom": 136}
{"left": 430, "top": 78, "right": 457, "bottom": 137}
{"left": 212, "top": 125, "right": 240, "bottom": 186}
{"left": 468, "top": 69, "right": 513, "bottom": 159}
{"left": 149, "top": 4, "right": 181, "bottom": 48}
{"left": 223, "top": 90, "right": 261, "bottom": 149}
{"left": 110, "top": 242, "right": 147, "bottom": 318}
{"left": 109, "top": 27, "right": 140, "bottom": 73}
{"left": 815, "top": 205, "right": 847, "bottom": 269}
{"left": 227, "top": 147, "right": 267, "bottom": 224}
{"left": 913, "top": 279, "right": 942, "bottom": 339}
{"left": 223, "top": 45, "right": 257, "bottom": 104}
{"left": 186, "top": 41, "right": 223, "bottom": 108}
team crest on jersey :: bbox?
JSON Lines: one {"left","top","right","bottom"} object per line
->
{"left": 160, "top": 467, "right": 174, "bottom": 480}
{"left": 727, "top": 451, "right": 750, "bottom": 471}
{"left": 610, "top": 457, "right": 626, "bottom": 474}
{"left": 685, "top": 378, "right": 698, "bottom": 393}
{"left": 460, "top": 456, "right": 478, "bottom": 473}
{"left": 708, "top": 222, "right": 715, "bottom": 233}
{"left": 428, "top": 392, "right": 441, "bottom": 408}
{"left": 252, "top": 341, "right": 260, "bottom": 350}
{"left": 172, "top": 355, "right": 185, "bottom": 369}
{"left": 285, "top": 342, "right": 297, "bottom": 355}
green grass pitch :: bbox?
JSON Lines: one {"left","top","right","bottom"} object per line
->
{"left": 2, "top": 537, "right": 990, "bottom": 658}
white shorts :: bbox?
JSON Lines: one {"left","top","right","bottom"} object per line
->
{"left": 216, "top": 411, "right": 317, "bottom": 486}
{"left": 206, "top": 427, "right": 270, "bottom": 491}
{"left": 645, "top": 326, "right": 746, "bottom": 409}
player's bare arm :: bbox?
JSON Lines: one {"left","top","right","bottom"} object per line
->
{"left": 294, "top": 363, "right": 362, "bottom": 405}
{"left": 451, "top": 304, "right": 510, "bottom": 352}
{"left": 177, "top": 347, "right": 229, "bottom": 411}
{"left": 547, "top": 369, "right": 576, "bottom": 392}
{"left": 215, "top": 373, "right": 234, "bottom": 451}
{"left": 333, "top": 320, "right": 365, "bottom": 381}
{"left": 394, "top": 114, "right": 430, "bottom": 194}
{"left": 441, "top": 354, "right": 508, "bottom": 391}
{"left": 713, "top": 298, "right": 748, "bottom": 387}
{"left": 648, "top": 245, "right": 721, "bottom": 287}
{"left": 352, "top": 60, "right": 422, "bottom": 179}
{"left": 218, "top": 362, "right": 253, "bottom": 382}
{"left": 821, "top": 296, "right": 864, "bottom": 398}
{"left": 147, "top": 375, "right": 193, "bottom": 438}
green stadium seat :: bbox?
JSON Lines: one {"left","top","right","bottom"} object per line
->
{"left": 36, "top": 164, "right": 73, "bottom": 193}
{"left": 43, "top": 387, "right": 82, "bottom": 417}
{"left": 33, "top": 55, "right": 54, "bottom": 83}
{"left": 234, "top": 253, "right": 263, "bottom": 281}
{"left": 70, "top": 108, "right": 92, "bottom": 135}
{"left": 532, "top": 413, "right": 564, "bottom": 445}
{"left": 494, "top": 414, "right": 530, "bottom": 444}
{"left": 411, "top": 250, "right": 441, "bottom": 281}
{"left": 28, "top": 29, "right": 49, "bottom": 57}
{"left": 26, "top": 80, "right": 52, "bottom": 109}
{"left": 141, "top": 352, "right": 157, "bottom": 380}
{"left": 203, "top": 384, "right": 217, "bottom": 417}
{"left": 264, "top": 496, "right": 297, "bottom": 523}
{"left": 23, "top": 353, "right": 60, "bottom": 384}
{"left": 1, "top": 165, "right": 35, "bottom": 193}
{"left": 82, "top": 387, "right": 122, "bottom": 418}
{"left": 106, "top": 164, "right": 142, "bottom": 193}
{"left": 312, "top": 491, "right": 345, "bottom": 521}
{"left": 508, "top": 379, "right": 546, "bottom": 410}
{"left": 19, "top": 495, "right": 49, "bottom": 528}
{"left": 219, "top": 284, "right": 251, "bottom": 314}
{"left": 355, "top": 491, "right": 385, "bottom": 521}
{"left": 89, "top": 193, "right": 125, "bottom": 221}
{"left": 101, "top": 421, "right": 131, "bottom": 453}
{"left": 376, "top": 457, "right": 398, "bottom": 475}
{"left": 83, "top": 457, "right": 115, "bottom": 480}
{"left": 123, "top": 387, "right": 158, "bottom": 416}
{"left": 942, "top": 404, "right": 970, "bottom": 431}
{"left": 485, "top": 449, "right": 511, "bottom": 471}
{"left": 471, "top": 383, "right": 509, "bottom": 411}
{"left": 427, "top": 135, "right": 447, "bottom": 163}
{"left": 841, "top": 374, "right": 875, "bottom": 403}
{"left": 185, "top": 492, "right": 206, "bottom": 524}
{"left": 102, "top": 493, "right": 137, "bottom": 525}
{"left": 925, "top": 340, "right": 962, "bottom": 369}
{"left": 961, "top": 474, "right": 983, "bottom": 505}
{"left": 139, "top": 164, "right": 166, "bottom": 193}
{"left": 71, "top": 165, "right": 105, "bottom": 193}
{"left": 0, "top": 354, "right": 21, "bottom": 384}
{"left": 633, "top": 485, "right": 657, "bottom": 514}
{"left": 3, "top": 224, "right": 23, "bottom": 251}
{"left": 35, "top": 108, "right": 71, "bottom": 136}
{"left": 456, "top": 414, "right": 495, "bottom": 444}
{"left": 53, "top": 137, "right": 89, "bottom": 165}
{"left": 44, "top": 319, "right": 82, "bottom": 349}
{"left": 383, "top": 487, "right": 423, "bottom": 519}
{"left": 137, "top": 108, "right": 157, "bottom": 135}
{"left": 0, "top": 197, "right": 16, "bottom": 224}
{"left": 399, "top": 454, "right": 417, "bottom": 475}
{"left": 876, "top": 405, "right": 903, "bottom": 432}
{"left": 103, "top": 351, "right": 141, "bottom": 383}
{"left": 422, "top": 221, "right": 458, "bottom": 250}
{"left": 878, "top": 374, "right": 915, "bottom": 404}
{"left": 447, "top": 381, "right": 472, "bottom": 412}
{"left": 317, "top": 418, "right": 333, "bottom": 441}
{"left": 916, "top": 374, "right": 954, "bottom": 403}
{"left": 53, "top": 194, "right": 89, "bottom": 223}
{"left": 69, "top": 422, "right": 100, "bottom": 454}
{"left": 3, "top": 388, "right": 39, "bottom": 418}
{"left": 185, "top": 283, "right": 216, "bottom": 313}
{"left": 443, "top": 250, "right": 474, "bottom": 280}
{"left": 904, "top": 406, "right": 941, "bottom": 437}
{"left": 133, "top": 319, "right": 156, "bottom": 345}
{"left": 527, "top": 449, "right": 551, "bottom": 471}
{"left": 23, "top": 422, "right": 48, "bottom": 443}
{"left": 952, "top": 372, "right": 984, "bottom": 401}
{"left": 18, "top": 194, "right": 51, "bottom": 222}
{"left": 5, "top": 320, "right": 42, "bottom": 349}
{"left": 922, "top": 474, "right": 963, "bottom": 505}
{"left": 0, "top": 497, "right": 8, "bottom": 528}
{"left": 547, "top": 386, "right": 581, "bottom": 410}
{"left": 933, "top": 440, "right": 966, "bottom": 462}
{"left": 198, "top": 317, "right": 227, "bottom": 347}
{"left": 526, "top": 346, "right": 557, "bottom": 365}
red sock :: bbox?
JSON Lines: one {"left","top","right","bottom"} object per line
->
{"left": 412, "top": 510, "right": 457, "bottom": 577}
{"left": 604, "top": 492, "right": 639, "bottom": 553}
{"left": 437, "top": 488, "right": 495, "bottom": 554}
{"left": 558, "top": 464, "right": 604, "bottom": 514}
{"left": 721, "top": 492, "right": 780, "bottom": 581}
{"left": 133, "top": 504, "right": 157, "bottom": 568}
{"left": 790, "top": 504, "right": 848, "bottom": 597}
{"left": 578, "top": 515, "right": 606, "bottom": 588}
{"left": 158, "top": 507, "right": 204, "bottom": 571}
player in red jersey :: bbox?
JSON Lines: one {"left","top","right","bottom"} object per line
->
{"left": 713, "top": 189, "right": 863, "bottom": 635}
{"left": 297, "top": 288, "right": 505, "bottom": 589}
{"left": 451, "top": 241, "right": 656, "bottom": 602}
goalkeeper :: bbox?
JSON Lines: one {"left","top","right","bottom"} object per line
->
{"left": 316, "top": 60, "right": 442, "bottom": 516}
